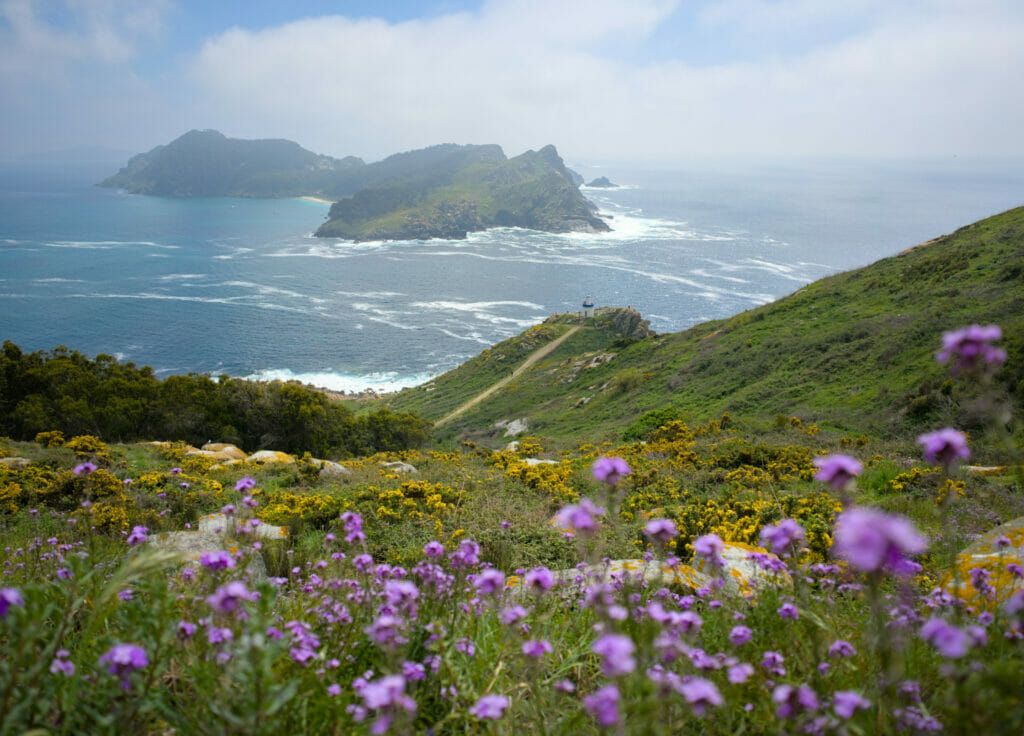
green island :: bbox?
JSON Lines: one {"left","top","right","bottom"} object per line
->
{"left": 2, "top": 206, "right": 1024, "bottom": 734}
{"left": 98, "top": 130, "right": 609, "bottom": 241}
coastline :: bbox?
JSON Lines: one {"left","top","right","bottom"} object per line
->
{"left": 298, "top": 195, "right": 334, "bottom": 204}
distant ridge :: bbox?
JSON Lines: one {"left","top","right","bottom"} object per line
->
{"left": 99, "top": 131, "right": 609, "bottom": 241}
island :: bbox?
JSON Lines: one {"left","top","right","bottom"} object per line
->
{"left": 586, "top": 176, "right": 617, "bottom": 188}
{"left": 99, "top": 130, "right": 610, "bottom": 241}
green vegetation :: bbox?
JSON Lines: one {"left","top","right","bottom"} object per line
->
{"left": 99, "top": 132, "right": 608, "bottom": 241}
{"left": 0, "top": 342, "right": 429, "bottom": 458}
{"left": 2, "top": 207, "right": 1024, "bottom": 734}
{"left": 315, "top": 144, "right": 608, "bottom": 240}
{"left": 388, "top": 206, "right": 1024, "bottom": 451}
{"left": 98, "top": 129, "right": 364, "bottom": 197}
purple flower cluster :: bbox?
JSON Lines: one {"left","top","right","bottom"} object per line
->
{"left": 759, "top": 518, "right": 805, "bottom": 555}
{"left": 99, "top": 643, "right": 148, "bottom": 690}
{"left": 917, "top": 428, "right": 970, "bottom": 468}
{"left": 591, "top": 456, "right": 631, "bottom": 486}
{"left": 833, "top": 507, "right": 927, "bottom": 574}
{"left": 936, "top": 324, "right": 1005, "bottom": 373}
{"left": 812, "top": 454, "right": 862, "bottom": 491}
{"left": 554, "top": 498, "right": 606, "bottom": 535}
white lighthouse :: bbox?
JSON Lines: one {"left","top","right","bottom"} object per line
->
{"left": 582, "top": 295, "right": 594, "bottom": 319}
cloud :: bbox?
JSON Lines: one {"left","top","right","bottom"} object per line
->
{"left": 2, "top": 0, "right": 1023, "bottom": 160}
{"left": 185, "top": 0, "right": 1024, "bottom": 161}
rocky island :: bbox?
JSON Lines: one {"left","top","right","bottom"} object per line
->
{"left": 99, "top": 130, "right": 610, "bottom": 241}
{"left": 586, "top": 176, "right": 617, "bottom": 188}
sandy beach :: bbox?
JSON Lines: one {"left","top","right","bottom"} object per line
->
{"left": 298, "top": 195, "right": 334, "bottom": 204}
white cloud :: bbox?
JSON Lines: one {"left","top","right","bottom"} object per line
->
{"left": 185, "top": 0, "right": 1024, "bottom": 161}
{"left": 2, "top": 0, "right": 1023, "bottom": 160}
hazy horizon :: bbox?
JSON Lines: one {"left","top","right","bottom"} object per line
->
{"left": 2, "top": 1, "right": 1023, "bottom": 165}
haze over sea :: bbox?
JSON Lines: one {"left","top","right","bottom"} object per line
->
{"left": 2, "top": 158, "right": 1022, "bottom": 394}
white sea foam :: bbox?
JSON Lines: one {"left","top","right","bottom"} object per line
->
{"left": 45, "top": 240, "right": 179, "bottom": 250}
{"left": 157, "top": 273, "right": 206, "bottom": 281}
{"left": 244, "top": 368, "right": 435, "bottom": 394}
{"left": 32, "top": 277, "right": 85, "bottom": 283}
{"left": 411, "top": 299, "right": 545, "bottom": 312}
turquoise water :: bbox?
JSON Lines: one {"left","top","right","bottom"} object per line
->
{"left": 1, "top": 158, "right": 1022, "bottom": 392}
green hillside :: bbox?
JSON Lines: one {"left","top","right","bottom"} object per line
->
{"left": 387, "top": 206, "right": 1024, "bottom": 444}
{"left": 315, "top": 144, "right": 608, "bottom": 240}
{"left": 98, "top": 129, "right": 364, "bottom": 197}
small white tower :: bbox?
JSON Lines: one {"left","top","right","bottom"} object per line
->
{"left": 582, "top": 295, "right": 594, "bottom": 319}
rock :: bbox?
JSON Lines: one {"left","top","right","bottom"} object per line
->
{"left": 197, "top": 513, "right": 288, "bottom": 541}
{"left": 209, "top": 459, "right": 244, "bottom": 471}
{"left": 523, "top": 458, "right": 558, "bottom": 466}
{"left": 246, "top": 450, "right": 295, "bottom": 465}
{"left": 586, "top": 176, "right": 617, "bottom": 188}
{"left": 0, "top": 457, "right": 31, "bottom": 469}
{"left": 943, "top": 516, "right": 1024, "bottom": 609}
{"left": 963, "top": 465, "right": 1009, "bottom": 475}
{"left": 202, "top": 443, "right": 247, "bottom": 460}
{"left": 693, "top": 542, "right": 790, "bottom": 594}
{"left": 494, "top": 418, "right": 528, "bottom": 437}
{"left": 380, "top": 461, "right": 417, "bottom": 474}
{"left": 505, "top": 441, "right": 521, "bottom": 452}
{"left": 313, "top": 458, "right": 352, "bottom": 477}
{"left": 147, "top": 530, "right": 267, "bottom": 581}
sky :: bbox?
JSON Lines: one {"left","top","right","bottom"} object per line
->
{"left": 1, "top": 0, "right": 1023, "bottom": 163}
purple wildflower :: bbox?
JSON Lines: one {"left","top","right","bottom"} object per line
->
{"left": 49, "top": 650, "right": 74, "bottom": 676}
{"left": 221, "top": 504, "right": 236, "bottom": 516}
{"left": 0, "top": 588, "right": 25, "bottom": 618}
{"left": 341, "top": 511, "right": 366, "bottom": 545}
{"left": 522, "top": 639, "right": 553, "bottom": 658}
{"left": 583, "top": 685, "right": 621, "bottom": 727}
{"left": 207, "top": 581, "right": 254, "bottom": 614}
{"left": 936, "top": 324, "right": 1005, "bottom": 373}
{"left": 772, "top": 683, "right": 818, "bottom": 719}
{"left": 423, "top": 541, "right": 444, "bottom": 558}
{"left": 692, "top": 533, "right": 724, "bottom": 565}
{"left": 177, "top": 621, "right": 197, "bottom": 639}
{"left": 643, "top": 518, "right": 678, "bottom": 544}
{"left": 524, "top": 566, "right": 554, "bottom": 592}
{"left": 828, "top": 639, "right": 856, "bottom": 658}
{"left": 729, "top": 625, "right": 753, "bottom": 646}
{"left": 554, "top": 497, "right": 606, "bottom": 535}
{"left": 917, "top": 428, "right": 970, "bottom": 468}
{"left": 592, "top": 633, "right": 636, "bottom": 677}
{"left": 1005, "top": 589, "right": 1024, "bottom": 615}
{"left": 170, "top": 467, "right": 182, "bottom": 475}
{"left": 728, "top": 663, "right": 755, "bottom": 683}
{"left": 833, "top": 691, "right": 871, "bottom": 719}
{"left": 235, "top": 476, "right": 256, "bottom": 492}
{"left": 832, "top": 507, "right": 927, "bottom": 574}
{"left": 813, "top": 454, "right": 862, "bottom": 491}
{"left": 920, "top": 618, "right": 970, "bottom": 658}
{"left": 759, "top": 518, "right": 805, "bottom": 555}
{"left": 73, "top": 462, "right": 97, "bottom": 476}
{"left": 679, "top": 677, "right": 723, "bottom": 716}
{"left": 470, "top": 694, "right": 511, "bottom": 720}
{"left": 778, "top": 602, "right": 799, "bottom": 620}
{"left": 499, "top": 605, "right": 529, "bottom": 625}
{"left": 99, "top": 644, "right": 148, "bottom": 689}
{"left": 591, "top": 456, "right": 631, "bottom": 486}
{"left": 126, "top": 525, "right": 148, "bottom": 546}
{"left": 450, "top": 539, "right": 481, "bottom": 568}
{"left": 473, "top": 568, "right": 506, "bottom": 596}
{"left": 198, "top": 550, "right": 235, "bottom": 570}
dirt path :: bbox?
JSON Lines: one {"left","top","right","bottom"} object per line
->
{"left": 435, "top": 325, "right": 581, "bottom": 427}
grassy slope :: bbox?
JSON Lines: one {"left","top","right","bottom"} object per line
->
{"left": 387, "top": 206, "right": 1024, "bottom": 443}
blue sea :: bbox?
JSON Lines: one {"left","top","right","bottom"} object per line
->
{"left": 1, "top": 157, "right": 1023, "bottom": 393}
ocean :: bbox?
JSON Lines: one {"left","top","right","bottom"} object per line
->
{"left": 1, "top": 157, "right": 1022, "bottom": 393}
